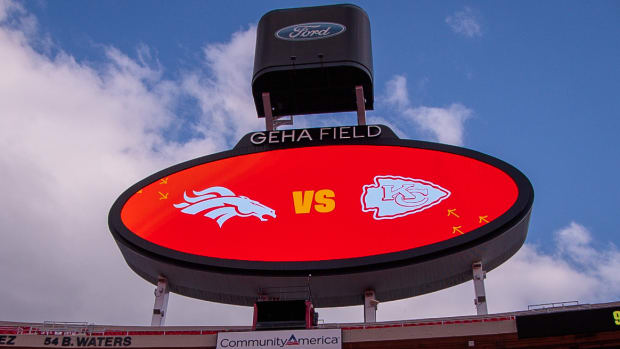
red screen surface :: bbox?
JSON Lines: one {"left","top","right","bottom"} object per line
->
{"left": 120, "top": 145, "right": 518, "bottom": 262}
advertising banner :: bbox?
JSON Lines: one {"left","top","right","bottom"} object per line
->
{"left": 216, "top": 329, "right": 341, "bottom": 349}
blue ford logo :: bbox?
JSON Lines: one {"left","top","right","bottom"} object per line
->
{"left": 275, "top": 22, "right": 346, "bottom": 41}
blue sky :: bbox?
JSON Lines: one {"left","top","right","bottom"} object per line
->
{"left": 1, "top": 0, "right": 619, "bottom": 325}
{"left": 26, "top": 1, "right": 620, "bottom": 241}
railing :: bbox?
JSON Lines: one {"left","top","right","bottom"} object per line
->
{"left": 334, "top": 316, "right": 515, "bottom": 330}
{"left": 0, "top": 315, "right": 516, "bottom": 336}
{"left": 0, "top": 326, "right": 222, "bottom": 336}
{"left": 40, "top": 321, "right": 98, "bottom": 335}
{"left": 527, "top": 301, "right": 579, "bottom": 311}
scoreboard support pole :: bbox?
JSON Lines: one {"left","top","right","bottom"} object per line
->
{"left": 472, "top": 262, "right": 488, "bottom": 315}
{"left": 355, "top": 85, "right": 367, "bottom": 126}
{"left": 364, "top": 289, "right": 378, "bottom": 323}
{"left": 262, "top": 93, "right": 274, "bottom": 131}
{"left": 151, "top": 276, "right": 170, "bottom": 326}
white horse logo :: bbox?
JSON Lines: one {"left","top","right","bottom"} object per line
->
{"left": 173, "top": 186, "right": 276, "bottom": 227}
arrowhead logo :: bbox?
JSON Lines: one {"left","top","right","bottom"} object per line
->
{"left": 361, "top": 175, "right": 450, "bottom": 220}
{"left": 286, "top": 334, "right": 299, "bottom": 345}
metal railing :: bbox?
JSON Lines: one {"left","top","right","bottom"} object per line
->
{"left": 40, "top": 321, "right": 99, "bottom": 335}
{"left": 527, "top": 301, "right": 579, "bottom": 311}
{"left": 0, "top": 312, "right": 523, "bottom": 336}
{"left": 0, "top": 316, "right": 515, "bottom": 336}
{"left": 326, "top": 315, "right": 515, "bottom": 330}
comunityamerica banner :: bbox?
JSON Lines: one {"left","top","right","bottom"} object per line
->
{"left": 216, "top": 329, "right": 341, "bottom": 349}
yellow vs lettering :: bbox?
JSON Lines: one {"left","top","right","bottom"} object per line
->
{"left": 292, "top": 189, "right": 335, "bottom": 214}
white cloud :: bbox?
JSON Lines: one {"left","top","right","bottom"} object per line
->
{"left": 373, "top": 222, "right": 620, "bottom": 322}
{"left": 446, "top": 7, "right": 482, "bottom": 38}
{"left": 0, "top": 0, "right": 16, "bottom": 21}
{"left": 383, "top": 75, "right": 409, "bottom": 109}
{"left": 0, "top": 1, "right": 258, "bottom": 325}
{"left": 182, "top": 26, "right": 263, "bottom": 149}
{"left": 405, "top": 104, "right": 472, "bottom": 146}
{"left": 555, "top": 222, "right": 620, "bottom": 290}
{"left": 383, "top": 75, "right": 472, "bottom": 146}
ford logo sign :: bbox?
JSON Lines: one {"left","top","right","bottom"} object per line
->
{"left": 275, "top": 22, "right": 346, "bottom": 41}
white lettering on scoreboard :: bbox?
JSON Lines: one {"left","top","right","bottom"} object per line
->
{"left": 249, "top": 125, "right": 382, "bottom": 145}
{"left": 216, "top": 329, "right": 341, "bottom": 349}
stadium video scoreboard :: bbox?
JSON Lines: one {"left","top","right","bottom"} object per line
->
{"left": 109, "top": 2, "right": 535, "bottom": 309}
{"left": 516, "top": 306, "right": 620, "bottom": 338}
{"left": 109, "top": 124, "right": 533, "bottom": 307}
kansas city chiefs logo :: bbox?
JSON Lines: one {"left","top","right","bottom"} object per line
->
{"left": 173, "top": 186, "right": 276, "bottom": 227}
{"left": 361, "top": 175, "right": 450, "bottom": 220}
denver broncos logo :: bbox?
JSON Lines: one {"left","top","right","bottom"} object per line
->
{"left": 173, "top": 186, "right": 276, "bottom": 227}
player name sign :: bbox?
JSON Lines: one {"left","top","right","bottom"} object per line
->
{"left": 109, "top": 125, "right": 533, "bottom": 307}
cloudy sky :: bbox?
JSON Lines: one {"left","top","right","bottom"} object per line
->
{"left": 1, "top": 0, "right": 619, "bottom": 326}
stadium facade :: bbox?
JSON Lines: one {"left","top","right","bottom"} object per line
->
{"left": 2, "top": 302, "right": 619, "bottom": 348}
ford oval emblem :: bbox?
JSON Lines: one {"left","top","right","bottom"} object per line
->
{"left": 275, "top": 22, "right": 346, "bottom": 41}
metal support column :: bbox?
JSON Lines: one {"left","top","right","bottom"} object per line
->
{"left": 262, "top": 92, "right": 293, "bottom": 130}
{"left": 151, "top": 276, "right": 169, "bottom": 326}
{"left": 472, "top": 261, "right": 488, "bottom": 315}
{"left": 363, "top": 289, "right": 378, "bottom": 323}
{"left": 355, "top": 85, "right": 366, "bottom": 126}
{"left": 262, "top": 92, "right": 275, "bottom": 131}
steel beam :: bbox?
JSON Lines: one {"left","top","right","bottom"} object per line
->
{"left": 363, "top": 289, "right": 378, "bottom": 323}
{"left": 151, "top": 276, "right": 170, "bottom": 326}
{"left": 262, "top": 92, "right": 275, "bottom": 131}
{"left": 355, "top": 85, "right": 366, "bottom": 126}
{"left": 472, "top": 262, "right": 488, "bottom": 315}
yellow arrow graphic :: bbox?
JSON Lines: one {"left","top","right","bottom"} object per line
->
{"left": 447, "top": 209, "right": 460, "bottom": 218}
{"left": 452, "top": 226, "right": 463, "bottom": 235}
{"left": 159, "top": 177, "right": 168, "bottom": 185}
{"left": 479, "top": 215, "right": 489, "bottom": 223}
{"left": 158, "top": 192, "right": 168, "bottom": 200}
